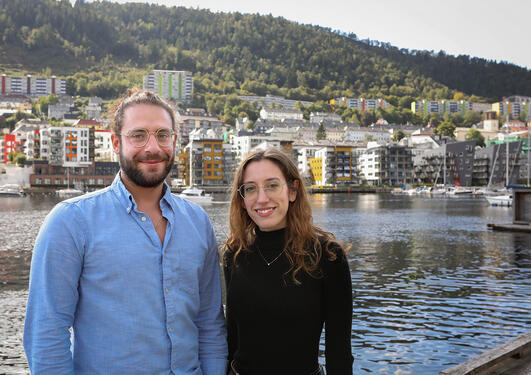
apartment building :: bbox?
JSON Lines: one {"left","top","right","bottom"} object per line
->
{"left": 259, "top": 107, "right": 304, "bottom": 121}
{"left": 492, "top": 97, "right": 530, "bottom": 120}
{"left": 309, "top": 145, "right": 361, "bottom": 186}
{"left": 413, "top": 140, "right": 475, "bottom": 186}
{"left": 344, "top": 127, "right": 391, "bottom": 143}
{"left": 29, "top": 160, "right": 120, "bottom": 189}
{"left": 179, "top": 138, "right": 236, "bottom": 186}
{"left": 410, "top": 100, "right": 474, "bottom": 116}
{"left": 331, "top": 97, "right": 389, "bottom": 112}
{"left": 94, "top": 129, "right": 118, "bottom": 162}
{"left": 39, "top": 127, "right": 94, "bottom": 166}
{"left": 238, "top": 94, "right": 312, "bottom": 109}
{"left": 359, "top": 143, "right": 414, "bottom": 186}
{"left": 1, "top": 74, "right": 66, "bottom": 97}
{"left": 474, "top": 140, "right": 523, "bottom": 186}
{"left": 1, "top": 134, "right": 18, "bottom": 162}
{"left": 309, "top": 112, "right": 341, "bottom": 123}
{"left": 175, "top": 109, "right": 224, "bottom": 147}
{"left": 143, "top": 70, "right": 193, "bottom": 102}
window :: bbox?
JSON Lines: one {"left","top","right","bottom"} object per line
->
{"left": 97, "top": 179, "right": 104, "bottom": 185}
{"left": 36, "top": 178, "right": 42, "bottom": 184}
{"left": 44, "top": 178, "right": 51, "bottom": 184}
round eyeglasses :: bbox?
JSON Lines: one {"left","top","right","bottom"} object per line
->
{"left": 238, "top": 180, "right": 286, "bottom": 200}
{"left": 121, "top": 128, "right": 175, "bottom": 148}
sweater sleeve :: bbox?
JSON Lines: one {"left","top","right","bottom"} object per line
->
{"left": 323, "top": 243, "right": 354, "bottom": 375}
{"left": 222, "top": 251, "right": 238, "bottom": 365}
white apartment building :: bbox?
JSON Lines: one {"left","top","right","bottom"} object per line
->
{"left": 40, "top": 127, "right": 92, "bottom": 166}
{"left": 143, "top": 70, "right": 193, "bottom": 102}
{"left": 344, "top": 128, "right": 390, "bottom": 143}
{"left": 94, "top": 130, "right": 117, "bottom": 162}
{"left": 259, "top": 107, "right": 304, "bottom": 121}
{"left": 1, "top": 74, "right": 66, "bottom": 96}
{"left": 239, "top": 94, "right": 312, "bottom": 109}
{"left": 309, "top": 112, "right": 341, "bottom": 123}
{"left": 294, "top": 145, "right": 321, "bottom": 177}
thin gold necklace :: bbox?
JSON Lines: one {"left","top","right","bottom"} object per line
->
{"left": 256, "top": 246, "right": 284, "bottom": 266}
{"left": 154, "top": 216, "right": 166, "bottom": 229}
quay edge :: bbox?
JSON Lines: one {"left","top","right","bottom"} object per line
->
{"left": 438, "top": 331, "right": 531, "bottom": 375}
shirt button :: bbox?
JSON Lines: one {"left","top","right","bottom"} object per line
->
{"left": 172, "top": 364, "right": 176, "bottom": 369}
{"left": 165, "top": 287, "right": 169, "bottom": 294}
{"left": 141, "top": 216, "right": 146, "bottom": 222}
{"left": 169, "top": 327, "right": 173, "bottom": 332}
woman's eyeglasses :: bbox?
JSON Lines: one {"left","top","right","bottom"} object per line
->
{"left": 121, "top": 128, "right": 175, "bottom": 148}
{"left": 238, "top": 180, "right": 286, "bottom": 200}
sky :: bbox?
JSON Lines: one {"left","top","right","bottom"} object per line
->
{"left": 104, "top": 0, "right": 531, "bottom": 70}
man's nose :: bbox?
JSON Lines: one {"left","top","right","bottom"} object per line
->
{"left": 144, "top": 133, "right": 161, "bottom": 151}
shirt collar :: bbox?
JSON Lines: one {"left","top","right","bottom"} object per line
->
{"left": 111, "top": 172, "right": 174, "bottom": 215}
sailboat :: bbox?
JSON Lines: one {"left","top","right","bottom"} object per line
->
{"left": 57, "top": 167, "right": 84, "bottom": 198}
{"left": 484, "top": 140, "right": 513, "bottom": 206}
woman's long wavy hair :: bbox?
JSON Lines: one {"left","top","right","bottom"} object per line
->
{"left": 223, "top": 147, "right": 339, "bottom": 283}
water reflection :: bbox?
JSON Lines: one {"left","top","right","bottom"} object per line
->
{"left": 0, "top": 193, "right": 530, "bottom": 374}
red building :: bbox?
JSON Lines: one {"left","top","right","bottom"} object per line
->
{"left": 2, "top": 134, "right": 18, "bottom": 162}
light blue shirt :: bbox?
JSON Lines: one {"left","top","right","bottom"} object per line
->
{"left": 24, "top": 174, "right": 227, "bottom": 375}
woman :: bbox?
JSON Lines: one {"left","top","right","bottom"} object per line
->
{"left": 223, "top": 148, "right": 353, "bottom": 375}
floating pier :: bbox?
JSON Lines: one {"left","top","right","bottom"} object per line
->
{"left": 438, "top": 331, "right": 531, "bottom": 375}
{"left": 487, "top": 188, "right": 531, "bottom": 233}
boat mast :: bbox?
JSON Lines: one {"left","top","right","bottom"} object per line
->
{"left": 527, "top": 128, "right": 531, "bottom": 186}
{"left": 506, "top": 127, "right": 509, "bottom": 187}
{"left": 443, "top": 146, "right": 446, "bottom": 187}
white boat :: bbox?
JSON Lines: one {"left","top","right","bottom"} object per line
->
{"left": 485, "top": 195, "right": 512, "bottom": 207}
{"left": 56, "top": 188, "right": 84, "bottom": 198}
{"left": 178, "top": 187, "right": 213, "bottom": 204}
{"left": 0, "top": 184, "right": 25, "bottom": 197}
{"left": 448, "top": 187, "right": 474, "bottom": 195}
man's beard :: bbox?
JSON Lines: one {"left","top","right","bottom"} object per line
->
{"left": 119, "top": 151, "right": 174, "bottom": 188}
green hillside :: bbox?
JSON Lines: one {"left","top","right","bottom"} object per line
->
{"left": 1, "top": 0, "right": 530, "bottom": 105}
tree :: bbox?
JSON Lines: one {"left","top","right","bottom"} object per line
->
{"left": 435, "top": 121, "right": 456, "bottom": 138}
{"left": 465, "top": 128, "right": 485, "bottom": 147}
{"left": 8, "top": 151, "right": 16, "bottom": 162}
{"left": 14, "top": 153, "right": 27, "bottom": 166}
{"left": 391, "top": 130, "right": 406, "bottom": 142}
{"left": 427, "top": 112, "right": 441, "bottom": 127}
{"left": 463, "top": 111, "right": 483, "bottom": 127}
{"left": 38, "top": 94, "right": 59, "bottom": 115}
{"left": 316, "top": 123, "right": 326, "bottom": 140}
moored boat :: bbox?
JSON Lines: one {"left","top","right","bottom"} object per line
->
{"left": 178, "top": 186, "right": 213, "bottom": 204}
{"left": 0, "top": 184, "right": 25, "bottom": 197}
{"left": 485, "top": 194, "right": 512, "bottom": 206}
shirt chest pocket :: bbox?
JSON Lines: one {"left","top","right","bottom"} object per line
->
{"left": 176, "top": 246, "right": 206, "bottom": 295}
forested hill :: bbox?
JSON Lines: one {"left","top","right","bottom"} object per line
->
{"left": 1, "top": 0, "right": 530, "bottom": 103}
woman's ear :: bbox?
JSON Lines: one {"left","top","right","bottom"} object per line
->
{"left": 289, "top": 179, "right": 299, "bottom": 202}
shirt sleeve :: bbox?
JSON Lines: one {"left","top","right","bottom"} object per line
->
{"left": 23, "top": 202, "right": 86, "bottom": 375}
{"left": 323, "top": 242, "right": 354, "bottom": 375}
{"left": 222, "top": 250, "right": 238, "bottom": 364}
{"left": 196, "top": 218, "right": 228, "bottom": 375}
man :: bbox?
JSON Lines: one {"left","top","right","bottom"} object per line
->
{"left": 24, "top": 89, "right": 227, "bottom": 374}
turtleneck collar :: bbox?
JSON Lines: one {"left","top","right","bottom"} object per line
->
{"left": 254, "top": 227, "right": 287, "bottom": 253}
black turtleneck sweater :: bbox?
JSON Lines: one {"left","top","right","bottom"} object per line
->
{"left": 223, "top": 228, "right": 353, "bottom": 375}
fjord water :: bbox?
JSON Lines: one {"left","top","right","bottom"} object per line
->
{"left": 1, "top": 193, "right": 530, "bottom": 374}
